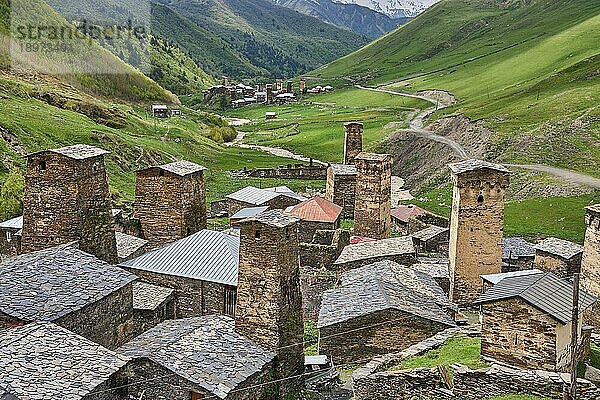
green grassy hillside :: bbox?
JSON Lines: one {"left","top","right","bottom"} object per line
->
{"left": 314, "top": 0, "right": 600, "bottom": 176}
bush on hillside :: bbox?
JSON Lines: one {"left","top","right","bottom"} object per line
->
{"left": 0, "top": 168, "right": 24, "bottom": 221}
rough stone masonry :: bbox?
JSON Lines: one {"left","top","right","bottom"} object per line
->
{"left": 582, "top": 204, "right": 600, "bottom": 330}
{"left": 343, "top": 122, "right": 363, "bottom": 165}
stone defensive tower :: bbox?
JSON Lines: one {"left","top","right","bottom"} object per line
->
{"left": 286, "top": 80, "right": 293, "bottom": 93}
{"left": 236, "top": 210, "right": 305, "bottom": 396}
{"left": 343, "top": 122, "right": 363, "bottom": 165}
{"left": 21, "top": 144, "right": 117, "bottom": 263}
{"left": 299, "top": 78, "right": 306, "bottom": 94}
{"left": 266, "top": 84, "right": 274, "bottom": 104}
{"left": 134, "top": 160, "right": 207, "bottom": 249}
{"left": 353, "top": 152, "right": 392, "bottom": 239}
{"left": 325, "top": 164, "right": 357, "bottom": 219}
{"left": 448, "top": 159, "right": 511, "bottom": 306}
{"left": 582, "top": 204, "right": 600, "bottom": 329}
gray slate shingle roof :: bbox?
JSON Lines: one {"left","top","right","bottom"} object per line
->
{"left": 334, "top": 236, "right": 416, "bottom": 265}
{"left": 318, "top": 260, "right": 456, "bottom": 328}
{"left": 120, "top": 229, "right": 239, "bottom": 286}
{"left": 475, "top": 272, "right": 597, "bottom": 324}
{"left": 132, "top": 282, "right": 174, "bottom": 310}
{"left": 411, "top": 225, "right": 449, "bottom": 242}
{"left": 448, "top": 159, "right": 510, "bottom": 175}
{"left": 329, "top": 164, "right": 357, "bottom": 176}
{"left": 141, "top": 160, "right": 206, "bottom": 177}
{"left": 535, "top": 237, "right": 584, "bottom": 260}
{"left": 0, "top": 216, "right": 22, "bottom": 230}
{"left": 354, "top": 152, "right": 392, "bottom": 162}
{"left": 242, "top": 209, "right": 300, "bottom": 228}
{"left": 30, "top": 144, "right": 109, "bottom": 160}
{"left": 503, "top": 237, "right": 536, "bottom": 260}
{"left": 412, "top": 257, "right": 449, "bottom": 279}
{"left": 0, "top": 322, "right": 129, "bottom": 400}
{"left": 119, "top": 316, "right": 275, "bottom": 399}
{"left": 0, "top": 244, "right": 136, "bottom": 322}
{"left": 115, "top": 231, "right": 148, "bottom": 261}
{"left": 0, "top": 387, "right": 19, "bottom": 400}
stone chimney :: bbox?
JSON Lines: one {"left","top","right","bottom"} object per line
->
{"left": 134, "top": 160, "right": 207, "bottom": 249}
{"left": 353, "top": 152, "right": 392, "bottom": 239}
{"left": 447, "top": 159, "right": 510, "bottom": 306}
{"left": 582, "top": 204, "right": 600, "bottom": 329}
{"left": 343, "top": 122, "right": 363, "bottom": 165}
{"left": 236, "top": 209, "right": 304, "bottom": 396}
{"left": 21, "top": 144, "right": 117, "bottom": 263}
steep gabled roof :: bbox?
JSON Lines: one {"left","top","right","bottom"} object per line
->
{"left": 288, "top": 196, "right": 342, "bottom": 223}
{"left": 120, "top": 229, "right": 239, "bottom": 286}
{"left": 475, "top": 272, "right": 596, "bottom": 324}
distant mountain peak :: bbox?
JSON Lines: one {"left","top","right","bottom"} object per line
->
{"left": 333, "top": 0, "right": 440, "bottom": 18}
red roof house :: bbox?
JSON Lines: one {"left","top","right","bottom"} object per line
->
{"left": 287, "top": 196, "right": 343, "bottom": 242}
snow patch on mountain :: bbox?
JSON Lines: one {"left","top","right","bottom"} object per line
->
{"left": 334, "top": 0, "right": 440, "bottom": 18}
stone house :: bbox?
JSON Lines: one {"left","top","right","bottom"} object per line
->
{"left": 131, "top": 281, "right": 176, "bottom": 336}
{"left": 411, "top": 257, "right": 451, "bottom": 294}
{"left": 325, "top": 164, "right": 357, "bottom": 219}
{"left": 115, "top": 231, "right": 149, "bottom": 262}
{"left": 21, "top": 144, "right": 117, "bottom": 263}
{"left": 120, "top": 316, "right": 275, "bottom": 400}
{"left": 582, "top": 204, "right": 600, "bottom": 330}
{"left": 391, "top": 205, "right": 448, "bottom": 235}
{"left": 0, "top": 215, "right": 22, "bottom": 258}
{"left": 287, "top": 196, "right": 342, "bottom": 243}
{"left": 318, "top": 260, "right": 457, "bottom": 364}
{"left": 475, "top": 271, "right": 596, "bottom": 372}
{"left": 502, "top": 237, "right": 536, "bottom": 272}
{"left": 0, "top": 243, "right": 137, "bottom": 349}
{"left": 120, "top": 229, "right": 239, "bottom": 318}
{"left": 229, "top": 206, "right": 269, "bottom": 226}
{"left": 134, "top": 160, "right": 207, "bottom": 249}
{"left": 534, "top": 237, "right": 584, "bottom": 278}
{"left": 480, "top": 269, "right": 544, "bottom": 294}
{"left": 333, "top": 236, "right": 417, "bottom": 273}
{"left": 448, "top": 159, "right": 511, "bottom": 307}
{"left": 411, "top": 225, "right": 450, "bottom": 254}
{"left": 225, "top": 185, "right": 306, "bottom": 216}
{"left": 0, "top": 322, "right": 130, "bottom": 400}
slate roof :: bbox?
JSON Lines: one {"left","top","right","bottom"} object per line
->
{"left": 334, "top": 236, "right": 416, "bottom": 265}
{"left": 0, "top": 216, "right": 22, "bottom": 230}
{"left": 503, "top": 237, "right": 536, "bottom": 260}
{"left": 0, "top": 244, "right": 136, "bottom": 322}
{"left": 140, "top": 160, "right": 207, "bottom": 177}
{"left": 30, "top": 144, "right": 109, "bottom": 160}
{"left": 119, "top": 316, "right": 275, "bottom": 399}
{"left": 390, "top": 205, "right": 426, "bottom": 223}
{"left": 120, "top": 229, "right": 239, "bottom": 286}
{"left": 329, "top": 164, "right": 357, "bottom": 176}
{"left": 448, "top": 159, "right": 510, "bottom": 175}
{"left": 474, "top": 272, "right": 597, "bottom": 324}
{"left": 0, "top": 387, "right": 19, "bottom": 400}
{"left": 535, "top": 237, "right": 584, "bottom": 260}
{"left": 411, "top": 225, "right": 449, "bottom": 242}
{"left": 230, "top": 206, "right": 270, "bottom": 220}
{"left": 115, "top": 232, "right": 148, "bottom": 261}
{"left": 318, "top": 260, "right": 456, "bottom": 328}
{"left": 264, "top": 186, "right": 307, "bottom": 202}
{"left": 412, "top": 257, "right": 449, "bottom": 279}
{"left": 242, "top": 209, "right": 300, "bottom": 228}
{"left": 480, "top": 269, "right": 544, "bottom": 285}
{"left": 132, "top": 282, "right": 174, "bottom": 310}
{"left": 227, "top": 186, "right": 307, "bottom": 205}
{"left": 0, "top": 322, "right": 129, "bottom": 400}
{"left": 288, "top": 196, "right": 342, "bottom": 223}
{"left": 354, "top": 152, "right": 392, "bottom": 162}
{"left": 586, "top": 204, "right": 600, "bottom": 216}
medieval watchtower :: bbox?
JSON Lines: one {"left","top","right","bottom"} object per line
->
{"left": 582, "top": 204, "right": 600, "bottom": 329}
{"left": 448, "top": 159, "right": 511, "bottom": 306}
{"left": 325, "top": 164, "right": 357, "bottom": 219}
{"left": 236, "top": 209, "right": 305, "bottom": 395}
{"left": 20, "top": 144, "right": 117, "bottom": 263}
{"left": 299, "top": 78, "right": 307, "bottom": 94}
{"left": 134, "top": 160, "right": 207, "bottom": 249}
{"left": 343, "top": 122, "right": 363, "bottom": 165}
{"left": 353, "top": 152, "right": 392, "bottom": 239}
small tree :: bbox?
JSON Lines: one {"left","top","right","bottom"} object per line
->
{"left": 0, "top": 168, "right": 24, "bottom": 221}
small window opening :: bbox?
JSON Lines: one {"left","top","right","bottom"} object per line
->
{"left": 159, "top": 170, "right": 165, "bottom": 177}
{"left": 477, "top": 193, "right": 484, "bottom": 203}
{"left": 39, "top": 161, "right": 47, "bottom": 171}
{"left": 255, "top": 230, "right": 261, "bottom": 239}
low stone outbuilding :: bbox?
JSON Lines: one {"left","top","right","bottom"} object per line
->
{"left": 318, "top": 260, "right": 456, "bottom": 364}
{"left": 333, "top": 236, "right": 417, "bottom": 272}
{"left": 0, "top": 322, "right": 130, "bottom": 400}
{"left": 503, "top": 237, "right": 536, "bottom": 272}
{"left": 120, "top": 316, "right": 275, "bottom": 400}
{"left": 120, "top": 229, "right": 239, "bottom": 318}
{"left": 0, "top": 216, "right": 22, "bottom": 257}
{"left": 115, "top": 231, "right": 149, "bottom": 262}
{"left": 0, "top": 243, "right": 137, "bottom": 349}
{"left": 475, "top": 271, "right": 596, "bottom": 372}
{"left": 287, "top": 196, "right": 342, "bottom": 243}
{"left": 391, "top": 205, "right": 448, "bottom": 235}
{"left": 411, "top": 257, "right": 451, "bottom": 294}
{"left": 132, "top": 281, "right": 176, "bottom": 336}
{"left": 226, "top": 186, "right": 306, "bottom": 216}
{"left": 411, "top": 225, "right": 450, "bottom": 254}
{"left": 534, "top": 237, "right": 584, "bottom": 278}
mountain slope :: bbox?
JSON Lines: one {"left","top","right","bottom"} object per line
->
{"left": 272, "top": 0, "right": 406, "bottom": 38}
{"left": 336, "top": 0, "right": 440, "bottom": 18}
{"left": 315, "top": 0, "right": 600, "bottom": 178}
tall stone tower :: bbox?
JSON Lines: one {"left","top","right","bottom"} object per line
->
{"left": 448, "top": 159, "right": 511, "bottom": 306}
{"left": 582, "top": 204, "right": 600, "bottom": 329}
{"left": 299, "top": 78, "right": 306, "bottom": 94}
{"left": 353, "top": 152, "right": 392, "bottom": 239}
{"left": 236, "top": 209, "right": 304, "bottom": 396}
{"left": 343, "top": 122, "right": 363, "bottom": 165}
{"left": 21, "top": 144, "right": 117, "bottom": 263}
{"left": 266, "top": 84, "right": 274, "bottom": 104}
{"left": 325, "top": 164, "right": 357, "bottom": 219}
{"left": 134, "top": 160, "right": 207, "bottom": 249}
{"left": 286, "top": 80, "right": 293, "bottom": 93}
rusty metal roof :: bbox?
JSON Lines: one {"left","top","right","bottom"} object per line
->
{"left": 288, "top": 196, "right": 342, "bottom": 223}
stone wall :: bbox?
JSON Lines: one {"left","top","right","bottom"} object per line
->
{"left": 56, "top": 282, "right": 135, "bottom": 350}
{"left": 299, "top": 229, "right": 349, "bottom": 269}
{"left": 535, "top": 251, "right": 583, "bottom": 278}
{"left": 319, "top": 309, "right": 451, "bottom": 365}
{"left": 353, "top": 154, "right": 392, "bottom": 240}
{"left": 582, "top": 205, "right": 600, "bottom": 330}
{"left": 343, "top": 122, "right": 363, "bottom": 165}
{"left": 300, "top": 272, "right": 337, "bottom": 321}
{"left": 480, "top": 298, "right": 559, "bottom": 371}
{"left": 210, "top": 199, "right": 229, "bottom": 217}
{"left": 325, "top": 168, "right": 356, "bottom": 220}
{"left": 0, "top": 227, "right": 20, "bottom": 257}
{"left": 298, "top": 220, "right": 337, "bottom": 243}
{"left": 122, "top": 268, "right": 233, "bottom": 318}
{"left": 448, "top": 168, "right": 510, "bottom": 306}
{"left": 134, "top": 169, "right": 206, "bottom": 249}
{"left": 83, "top": 374, "right": 128, "bottom": 400}
{"left": 132, "top": 297, "right": 176, "bottom": 338}
{"left": 21, "top": 152, "right": 117, "bottom": 263}
{"left": 232, "top": 164, "right": 327, "bottom": 180}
